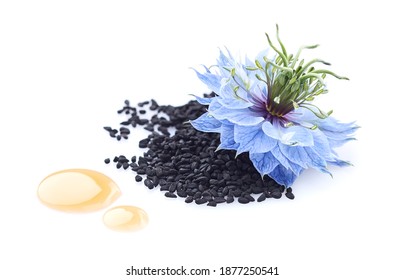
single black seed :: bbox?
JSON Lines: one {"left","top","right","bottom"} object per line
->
{"left": 194, "top": 176, "right": 208, "bottom": 184}
{"left": 207, "top": 201, "right": 217, "bottom": 207}
{"left": 193, "top": 192, "right": 202, "bottom": 199}
{"left": 214, "top": 197, "right": 226, "bottom": 203}
{"left": 271, "top": 190, "right": 282, "bottom": 199}
{"left": 150, "top": 99, "right": 159, "bottom": 110}
{"left": 144, "top": 124, "right": 154, "bottom": 131}
{"left": 286, "top": 192, "right": 295, "bottom": 200}
{"left": 165, "top": 192, "right": 177, "bottom": 198}
{"left": 226, "top": 196, "right": 234, "bottom": 203}
{"left": 137, "top": 168, "right": 146, "bottom": 175}
{"left": 169, "top": 183, "right": 177, "bottom": 193}
{"left": 179, "top": 168, "right": 190, "bottom": 174}
{"left": 104, "top": 158, "right": 110, "bottom": 164}
{"left": 238, "top": 197, "right": 250, "bottom": 204}
{"left": 139, "top": 110, "right": 146, "bottom": 114}
{"left": 177, "top": 191, "right": 187, "bottom": 198}
{"left": 139, "top": 139, "right": 149, "bottom": 148}
{"left": 195, "top": 198, "right": 208, "bottom": 205}
{"left": 185, "top": 196, "right": 193, "bottom": 203}
{"left": 257, "top": 193, "right": 266, "bottom": 202}
{"left": 146, "top": 168, "right": 155, "bottom": 176}
{"left": 160, "top": 185, "right": 169, "bottom": 191}
{"left": 137, "top": 119, "right": 149, "bottom": 125}
{"left": 138, "top": 101, "right": 150, "bottom": 107}
{"left": 135, "top": 175, "right": 143, "bottom": 182}
{"left": 144, "top": 179, "right": 153, "bottom": 188}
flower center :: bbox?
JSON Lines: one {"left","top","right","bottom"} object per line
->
{"left": 266, "top": 99, "right": 294, "bottom": 119}
{"left": 251, "top": 100, "right": 290, "bottom": 124}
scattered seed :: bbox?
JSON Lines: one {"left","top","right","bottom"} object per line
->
{"left": 286, "top": 192, "right": 295, "bottom": 200}
{"left": 165, "top": 192, "right": 177, "bottom": 198}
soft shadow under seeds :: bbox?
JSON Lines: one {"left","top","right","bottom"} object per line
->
{"left": 104, "top": 94, "right": 294, "bottom": 206}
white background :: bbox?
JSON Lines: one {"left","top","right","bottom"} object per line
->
{"left": 1, "top": 1, "right": 403, "bottom": 279}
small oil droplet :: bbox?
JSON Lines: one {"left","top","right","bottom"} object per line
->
{"left": 37, "top": 169, "right": 121, "bottom": 212}
{"left": 103, "top": 206, "right": 148, "bottom": 232}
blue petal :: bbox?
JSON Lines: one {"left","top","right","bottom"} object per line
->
{"left": 216, "top": 95, "right": 252, "bottom": 109}
{"left": 289, "top": 108, "right": 359, "bottom": 135}
{"left": 287, "top": 107, "right": 358, "bottom": 148}
{"left": 217, "top": 124, "right": 239, "bottom": 150}
{"left": 216, "top": 86, "right": 253, "bottom": 109}
{"left": 190, "top": 112, "right": 222, "bottom": 133}
{"left": 328, "top": 158, "right": 352, "bottom": 167}
{"left": 190, "top": 94, "right": 213, "bottom": 105}
{"left": 270, "top": 144, "right": 302, "bottom": 175}
{"left": 321, "top": 127, "right": 357, "bottom": 148}
{"left": 319, "top": 116, "right": 358, "bottom": 133}
{"left": 319, "top": 119, "right": 358, "bottom": 148}
{"left": 279, "top": 143, "right": 331, "bottom": 176}
{"left": 249, "top": 152, "right": 279, "bottom": 175}
{"left": 278, "top": 145, "right": 310, "bottom": 169}
{"left": 304, "top": 127, "right": 353, "bottom": 168}
{"left": 234, "top": 123, "right": 277, "bottom": 154}
{"left": 208, "top": 97, "right": 222, "bottom": 111}
{"left": 327, "top": 137, "right": 356, "bottom": 148}
{"left": 310, "top": 129, "right": 333, "bottom": 160}
{"left": 304, "top": 147, "right": 332, "bottom": 175}
{"left": 269, "top": 165, "right": 298, "bottom": 187}
{"left": 217, "top": 48, "right": 234, "bottom": 68}
{"left": 262, "top": 120, "right": 314, "bottom": 146}
{"left": 209, "top": 102, "right": 264, "bottom": 126}
{"left": 192, "top": 68, "right": 222, "bottom": 93}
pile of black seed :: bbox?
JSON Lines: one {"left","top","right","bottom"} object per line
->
{"left": 103, "top": 94, "right": 295, "bottom": 206}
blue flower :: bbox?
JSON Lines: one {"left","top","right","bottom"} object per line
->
{"left": 190, "top": 26, "right": 358, "bottom": 187}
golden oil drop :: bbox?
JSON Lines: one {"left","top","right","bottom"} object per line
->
{"left": 37, "top": 169, "right": 121, "bottom": 212}
{"left": 103, "top": 205, "right": 148, "bottom": 232}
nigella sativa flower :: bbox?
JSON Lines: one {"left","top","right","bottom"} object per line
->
{"left": 190, "top": 25, "right": 358, "bottom": 187}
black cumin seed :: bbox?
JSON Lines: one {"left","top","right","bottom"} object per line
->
{"left": 144, "top": 178, "right": 153, "bottom": 188}
{"left": 238, "top": 197, "right": 250, "bottom": 204}
{"left": 104, "top": 94, "right": 288, "bottom": 206}
{"left": 195, "top": 198, "right": 208, "bottom": 205}
{"left": 271, "top": 190, "right": 282, "bottom": 199}
{"left": 257, "top": 193, "right": 266, "bottom": 202}
{"left": 286, "top": 192, "right": 295, "bottom": 200}
{"left": 207, "top": 201, "right": 217, "bottom": 207}
{"left": 165, "top": 192, "right": 177, "bottom": 198}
